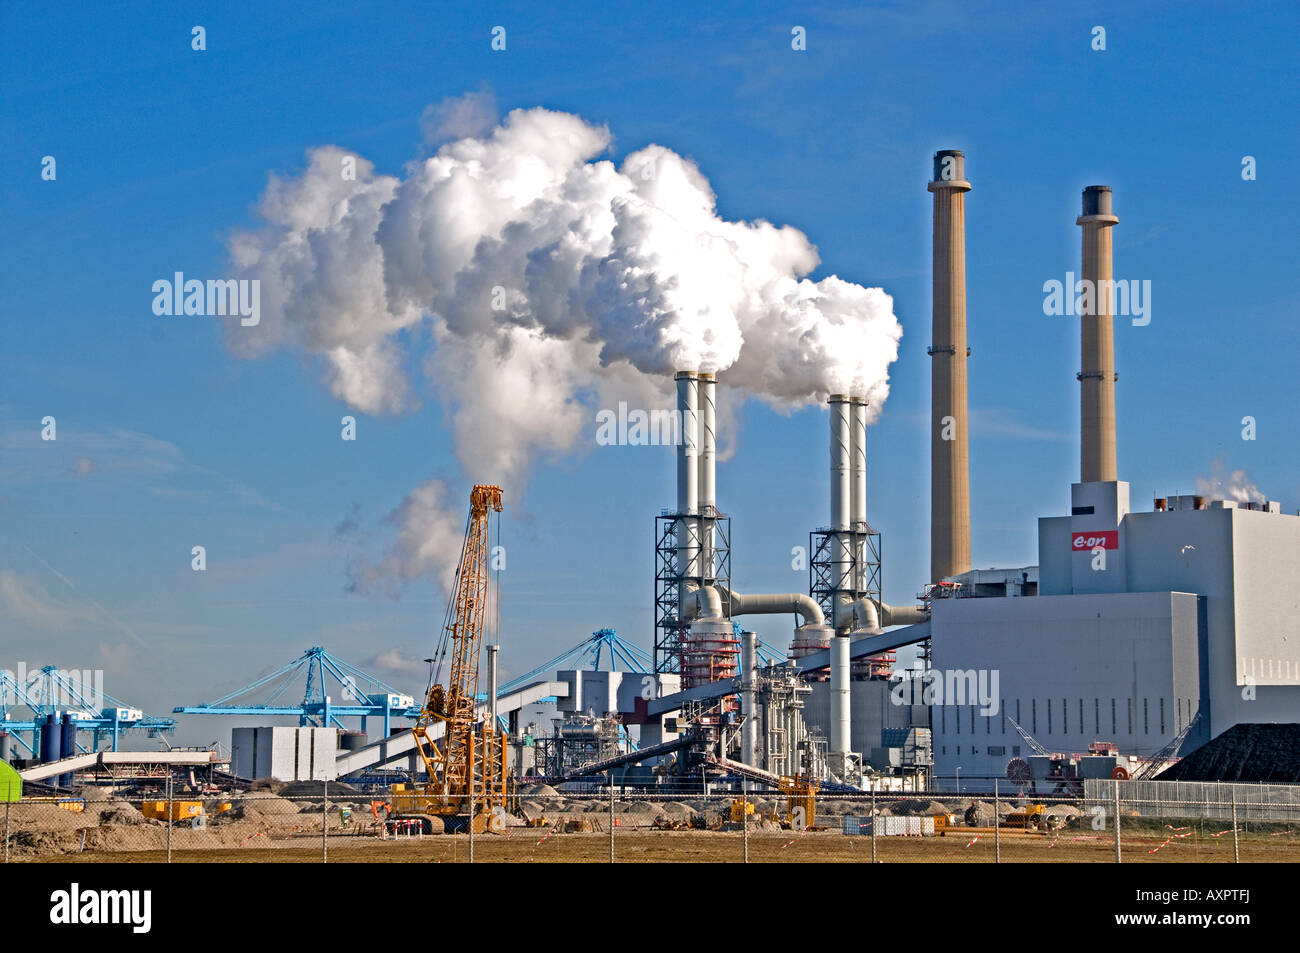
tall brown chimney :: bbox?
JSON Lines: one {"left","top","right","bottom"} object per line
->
{"left": 927, "top": 150, "right": 972, "bottom": 583}
{"left": 1077, "top": 186, "right": 1119, "bottom": 483}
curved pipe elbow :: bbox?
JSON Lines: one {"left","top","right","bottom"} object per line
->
{"left": 879, "top": 602, "right": 929, "bottom": 627}
{"left": 716, "top": 586, "right": 825, "bottom": 627}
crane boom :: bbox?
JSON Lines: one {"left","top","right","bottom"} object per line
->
{"left": 395, "top": 485, "right": 509, "bottom": 831}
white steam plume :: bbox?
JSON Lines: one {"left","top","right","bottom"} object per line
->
{"left": 226, "top": 97, "right": 903, "bottom": 591}
{"left": 1196, "top": 456, "right": 1266, "bottom": 505}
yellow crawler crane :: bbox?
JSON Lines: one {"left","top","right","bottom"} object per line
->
{"left": 391, "top": 485, "right": 510, "bottom": 834}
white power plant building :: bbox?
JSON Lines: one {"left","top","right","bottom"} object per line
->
{"left": 925, "top": 179, "right": 1300, "bottom": 786}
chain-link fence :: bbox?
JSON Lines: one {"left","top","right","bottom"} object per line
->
{"left": 4, "top": 780, "right": 1298, "bottom": 862}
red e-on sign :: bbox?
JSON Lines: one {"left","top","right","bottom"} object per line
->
{"left": 1072, "top": 530, "right": 1118, "bottom": 551}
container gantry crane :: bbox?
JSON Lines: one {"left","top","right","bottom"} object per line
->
{"left": 391, "top": 485, "right": 510, "bottom": 833}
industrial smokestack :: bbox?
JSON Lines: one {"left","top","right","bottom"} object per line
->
{"left": 675, "top": 371, "right": 699, "bottom": 516}
{"left": 675, "top": 371, "right": 699, "bottom": 610}
{"left": 1077, "top": 186, "right": 1120, "bottom": 483}
{"left": 850, "top": 397, "right": 868, "bottom": 590}
{"left": 698, "top": 372, "right": 717, "bottom": 580}
{"left": 829, "top": 395, "right": 853, "bottom": 602}
{"left": 927, "top": 150, "right": 972, "bottom": 583}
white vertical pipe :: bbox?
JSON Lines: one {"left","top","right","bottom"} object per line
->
{"left": 675, "top": 373, "right": 699, "bottom": 613}
{"left": 676, "top": 372, "right": 699, "bottom": 516}
{"left": 830, "top": 396, "right": 851, "bottom": 530}
{"left": 740, "top": 630, "right": 756, "bottom": 766}
{"left": 830, "top": 635, "right": 850, "bottom": 757}
{"left": 850, "top": 398, "right": 868, "bottom": 592}
{"left": 698, "top": 373, "right": 717, "bottom": 581}
{"left": 829, "top": 396, "right": 852, "bottom": 604}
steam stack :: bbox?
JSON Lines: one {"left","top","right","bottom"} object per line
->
{"left": 698, "top": 372, "right": 718, "bottom": 578}
{"left": 829, "top": 395, "right": 853, "bottom": 599}
{"left": 927, "top": 150, "right": 972, "bottom": 583}
{"left": 674, "top": 371, "right": 699, "bottom": 612}
{"left": 1077, "top": 186, "right": 1120, "bottom": 483}
{"left": 850, "top": 397, "right": 868, "bottom": 590}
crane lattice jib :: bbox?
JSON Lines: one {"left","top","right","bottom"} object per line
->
{"left": 413, "top": 485, "right": 502, "bottom": 800}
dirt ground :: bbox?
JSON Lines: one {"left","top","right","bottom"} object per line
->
{"left": 16, "top": 827, "right": 1300, "bottom": 863}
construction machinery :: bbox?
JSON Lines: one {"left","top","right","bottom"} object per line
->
{"left": 390, "top": 485, "right": 511, "bottom": 834}
{"left": 779, "top": 774, "right": 818, "bottom": 829}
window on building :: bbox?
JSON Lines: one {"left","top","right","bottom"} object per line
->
{"left": 1016, "top": 699, "right": 1021, "bottom": 727}
{"left": 971, "top": 707, "right": 976, "bottom": 733}
{"left": 1001, "top": 700, "right": 1006, "bottom": 735}
{"left": 1144, "top": 698, "right": 1150, "bottom": 735}
{"left": 1032, "top": 699, "right": 1037, "bottom": 734}
{"left": 1012, "top": 745, "right": 1020, "bottom": 756}
{"left": 1062, "top": 697, "right": 1068, "bottom": 735}
{"left": 1047, "top": 698, "right": 1052, "bottom": 734}
{"left": 1095, "top": 698, "right": 1100, "bottom": 735}
{"left": 988, "top": 745, "right": 1006, "bottom": 756}
{"left": 1079, "top": 699, "right": 1085, "bottom": 735}
{"left": 1112, "top": 698, "right": 1117, "bottom": 735}
{"left": 942, "top": 706, "right": 947, "bottom": 733}
{"left": 1160, "top": 698, "right": 1166, "bottom": 734}
{"left": 1127, "top": 699, "right": 1133, "bottom": 735}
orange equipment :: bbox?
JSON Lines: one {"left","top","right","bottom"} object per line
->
{"left": 393, "top": 485, "right": 511, "bottom": 833}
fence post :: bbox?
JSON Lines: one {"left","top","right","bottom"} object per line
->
{"left": 608, "top": 782, "right": 615, "bottom": 864}
{"left": 1231, "top": 787, "right": 1239, "bottom": 863}
{"left": 870, "top": 788, "right": 877, "bottom": 864}
{"left": 3, "top": 798, "right": 10, "bottom": 864}
{"left": 166, "top": 774, "right": 173, "bottom": 864}
{"left": 468, "top": 789, "right": 475, "bottom": 864}
{"left": 322, "top": 777, "right": 328, "bottom": 864}
{"left": 1112, "top": 778, "right": 1121, "bottom": 864}
{"left": 994, "top": 779, "right": 1000, "bottom": 864}
{"left": 742, "top": 778, "right": 749, "bottom": 864}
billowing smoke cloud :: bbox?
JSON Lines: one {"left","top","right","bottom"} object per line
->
{"left": 226, "top": 97, "right": 902, "bottom": 591}
{"left": 1196, "top": 455, "right": 1266, "bottom": 505}
{"left": 346, "top": 479, "right": 466, "bottom": 596}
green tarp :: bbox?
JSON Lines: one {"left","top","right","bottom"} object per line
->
{"left": 0, "top": 760, "right": 21, "bottom": 801}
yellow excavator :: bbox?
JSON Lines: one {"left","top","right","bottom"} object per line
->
{"left": 389, "top": 485, "right": 511, "bottom": 834}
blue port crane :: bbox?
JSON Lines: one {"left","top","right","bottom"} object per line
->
{"left": 497, "top": 628, "right": 652, "bottom": 697}
{"left": 173, "top": 646, "right": 422, "bottom": 737}
{"left": 0, "top": 665, "right": 176, "bottom": 755}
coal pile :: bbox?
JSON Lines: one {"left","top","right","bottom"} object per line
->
{"left": 1157, "top": 723, "right": 1300, "bottom": 782}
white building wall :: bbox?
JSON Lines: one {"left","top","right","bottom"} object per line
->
{"left": 929, "top": 591, "right": 1202, "bottom": 786}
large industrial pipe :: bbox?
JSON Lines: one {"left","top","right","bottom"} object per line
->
{"left": 829, "top": 395, "right": 853, "bottom": 607}
{"left": 675, "top": 371, "right": 699, "bottom": 516}
{"left": 836, "top": 594, "right": 927, "bottom": 631}
{"left": 675, "top": 371, "right": 699, "bottom": 612}
{"left": 740, "top": 630, "right": 757, "bottom": 767}
{"left": 698, "top": 372, "right": 717, "bottom": 579}
{"left": 927, "top": 149, "right": 972, "bottom": 583}
{"left": 829, "top": 635, "right": 850, "bottom": 759}
{"left": 694, "top": 585, "right": 825, "bottom": 627}
{"left": 1077, "top": 185, "right": 1120, "bottom": 484}
{"left": 850, "top": 398, "right": 868, "bottom": 589}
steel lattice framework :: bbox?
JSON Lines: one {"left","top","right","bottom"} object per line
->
{"left": 653, "top": 510, "right": 731, "bottom": 674}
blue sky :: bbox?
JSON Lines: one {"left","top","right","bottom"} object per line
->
{"left": 1, "top": 2, "right": 1296, "bottom": 745}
